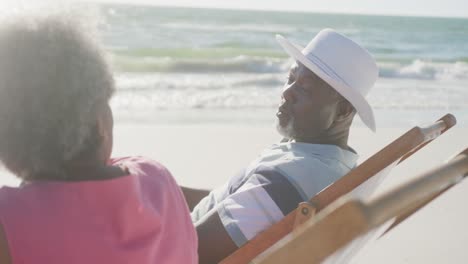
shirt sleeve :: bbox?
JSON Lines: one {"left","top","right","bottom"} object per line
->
{"left": 217, "top": 167, "right": 304, "bottom": 247}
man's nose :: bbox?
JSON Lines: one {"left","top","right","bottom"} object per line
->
{"left": 282, "top": 83, "right": 296, "bottom": 103}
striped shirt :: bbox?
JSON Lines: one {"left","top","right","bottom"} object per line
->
{"left": 191, "top": 142, "right": 358, "bottom": 247}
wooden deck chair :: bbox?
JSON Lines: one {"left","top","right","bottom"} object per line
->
{"left": 220, "top": 114, "right": 456, "bottom": 264}
{"left": 251, "top": 148, "right": 468, "bottom": 264}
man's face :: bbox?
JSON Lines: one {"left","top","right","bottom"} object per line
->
{"left": 276, "top": 62, "right": 340, "bottom": 141}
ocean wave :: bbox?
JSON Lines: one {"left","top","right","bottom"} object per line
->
{"left": 113, "top": 55, "right": 287, "bottom": 74}
{"left": 115, "top": 73, "right": 285, "bottom": 92}
{"left": 112, "top": 48, "right": 285, "bottom": 59}
{"left": 379, "top": 60, "right": 468, "bottom": 80}
{"left": 111, "top": 70, "right": 468, "bottom": 114}
{"left": 111, "top": 88, "right": 468, "bottom": 112}
{"left": 112, "top": 48, "right": 468, "bottom": 81}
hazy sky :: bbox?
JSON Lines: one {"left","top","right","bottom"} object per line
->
{"left": 80, "top": 0, "right": 468, "bottom": 18}
{"left": 1, "top": 0, "right": 466, "bottom": 18}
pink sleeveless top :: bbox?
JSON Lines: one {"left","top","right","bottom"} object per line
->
{"left": 0, "top": 156, "right": 198, "bottom": 264}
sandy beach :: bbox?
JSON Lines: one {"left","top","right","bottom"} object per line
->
{"left": 110, "top": 121, "right": 468, "bottom": 263}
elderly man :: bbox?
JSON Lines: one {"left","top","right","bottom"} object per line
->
{"left": 182, "top": 28, "right": 378, "bottom": 263}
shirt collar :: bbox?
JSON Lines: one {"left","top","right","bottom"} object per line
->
{"left": 273, "top": 142, "right": 359, "bottom": 169}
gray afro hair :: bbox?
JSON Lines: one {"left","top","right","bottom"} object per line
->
{"left": 0, "top": 13, "right": 114, "bottom": 180}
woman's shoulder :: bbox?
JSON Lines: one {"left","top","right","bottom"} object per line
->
{"left": 111, "top": 156, "right": 168, "bottom": 172}
{"left": 110, "top": 156, "right": 176, "bottom": 186}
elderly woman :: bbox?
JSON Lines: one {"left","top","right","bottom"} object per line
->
{"left": 0, "top": 15, "right": 197, "bottom": 263}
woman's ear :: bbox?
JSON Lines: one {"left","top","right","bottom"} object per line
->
{"left": 95, "top": 103, "right": 114, "bottom": 162}
{"left": 96, "top": 108, "right": 107, "bottom": 139}
{"left": 96, "top": 104, "right": 113, "bottom": 137}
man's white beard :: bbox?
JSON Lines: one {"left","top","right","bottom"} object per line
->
{"left": 276, "top": 116, "right": 296, "bottom": 140}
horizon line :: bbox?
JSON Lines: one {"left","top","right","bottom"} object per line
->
{"left": 90, "top": 1, "right": 468, "bottom": 19}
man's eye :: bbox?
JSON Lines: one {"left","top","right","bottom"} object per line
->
{"left": 286, "top": 75, "right": 294, "bottom": 84}
{"left": 297, "top": 85, "right": 311, "bottom": 95}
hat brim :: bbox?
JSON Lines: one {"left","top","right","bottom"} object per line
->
{"left": 276, "top": 35, "right": 376, "bottom": 132}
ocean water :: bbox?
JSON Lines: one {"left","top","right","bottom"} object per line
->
{"left": 97, "top": 4, "right": 468, "bottom": 127}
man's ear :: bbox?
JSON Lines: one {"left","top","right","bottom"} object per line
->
{"left": 336, "top": 99, "right": 355, "bottom": 121}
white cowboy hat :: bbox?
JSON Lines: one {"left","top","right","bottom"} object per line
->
{"left": 276, "top": 29, "right": 378, "bottom": 132}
